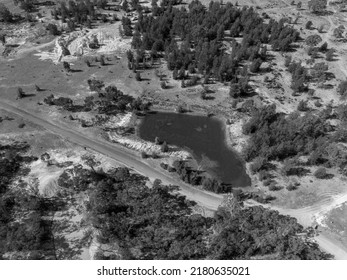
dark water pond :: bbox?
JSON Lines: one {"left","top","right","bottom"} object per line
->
{"left": 138, "top": 112, "right": 251, "bottom": 187}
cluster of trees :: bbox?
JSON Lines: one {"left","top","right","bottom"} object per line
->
{"left": 211, "top": 205, "right": 330, "bottom": 259}
{"left": 244, "top": 104, "right": 347, "bottom": 172}
{"left": 51, "top": 0, "right": 113, "bottom": 30}
{"left": 82, "top": 166, "right": 330, "bottom": 259}
{"left": 287, "top": 61, "right": 308, "bottom": 93}
{"left": 0, "top": 142, "right": 54, "bottom": 260}
{"left": 87, "top": 79, "right": 151, "bottom": 114}
{"left": 125, "top": 0, "right": 299, "bottom": 85}
{"left": 0, "top": 3, "right": 13, "bottom": 23}
{"left": 13, "top": 0, "right": 36, "bottom": 12}
{"left": 242, "top": 104, "right": 331, "bottom": 164}
{"left": 85, "top": 167, "right": 213, "bottom": 260}
{"left": 172, "top": 160, "right": 232, "bottom": 193}
{"left": 308, "top": 0, "right": 327, "bottom": 14}
{"left": 44, "top": 79, "right": 151, "bottom": 116}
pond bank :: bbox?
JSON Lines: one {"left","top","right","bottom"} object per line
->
{"left": 137, "top": 110, "right": 251, "bottom": 187}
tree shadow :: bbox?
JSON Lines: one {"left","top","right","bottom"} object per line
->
{"left": 70, "top": 69, "right": 83, "bottom": 73}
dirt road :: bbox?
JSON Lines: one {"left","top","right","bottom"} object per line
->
{"left": 0, "top": 100, "right": 223, "bottom": 212}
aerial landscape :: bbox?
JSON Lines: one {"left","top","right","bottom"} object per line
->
{"left": 1, "top": 0, "right": 347, "bottom": 260}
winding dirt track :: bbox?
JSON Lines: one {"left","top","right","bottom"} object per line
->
{"left": 0, "top": 100, "right": 223, "bottom": 212}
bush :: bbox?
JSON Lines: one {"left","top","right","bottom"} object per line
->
{"left": 161, "top": 141, "right": 169, "bottom": 153}
{"left": 338, "top": 80, "right": 347, "bottom": 99}
{"left": 268, "top": 183, "right": 282, "bottom": 191}
{"left": 297, "top": 100, "right": 309, "bottom": 111}
{"left": 258, "top": 170, "right": 271, "bottom": 181}
{"left": 141, "top": 151, "right": 148, "bottom": 159}
{"left": 263, "top": 178, "right": 272, "bottom": 186}
{"left": 250, "top": 157, "right": 266, "bottom": 174}
{"left": 46, "top": 23, "right": 59, "bottom": 36}
{"left": 167, "top": 166, "right": 176, "bottom": 172}
{"left": 0, "top": 3, "right": 12, "bottom": 23}
{"left": 135, "top": 72, "right": 141, "bottom": 81}
{"left": 326, "top": 49, "right": 335, "bottom": 61}
{"left": 63, "top": 61, "right": 70, "bottom": 72}
{"left": 160, "top": 162, "right": 168, "bottom": 170}
{"left": 314, "top": 167, "right": 327, "bottom": 179}
{"left": 99, "top": 56, "right": 105, "bottom": 66}
{"left": 305, "top": 21, "right": 313, "bottom": 29}
{"left": 286, "top": 184, "right": 297, "bottom": 191}
{"left": 305, "top": 34, "right": 322, "bottom": 46}
{"left": 84, "top": 59, "right": 91, "bottom": 67}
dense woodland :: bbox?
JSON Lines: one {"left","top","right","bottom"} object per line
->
{"left": 124, "top": 0, "right": 300, "bottom": 93}
{"left": 243, "top": 104, "right": 347, "bottom": 174}
{"left": 82, "top": 166, "right": 330, "bottom": 260}
{"left": 0, "top": 142, "right": 55, "bottom": 260}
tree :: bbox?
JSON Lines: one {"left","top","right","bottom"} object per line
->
{"left": 154, "top": 136, "right": 161, "bottom": 145}
{"left": 46, "top": 23, "right": 59, "bottom": 36}
{"left": 63, "top": 61, "right": 71, "bottom": 72}
{"left": 308, "top": 0, "right": 327, "bottom": 14}
{"left": 135, "top": 72, "right": 141, "bottom": 81}
{"left": 319, "top": 42, "right": 328, "bottom": 52}
{"left": 0, "top": 4, "right": 12, "bottom": 22}
{"left": 250, "top": 58, "right": 262, "bottom": 73}
{"left": 314, "top": 167, "right": 327, "bottom": 179}
{"left": 338, "top": 80, "right": 347, "bottom": 99}
{"left": 17, "top": 87, "right": 25, "bottom": 99}
{"left": 14, "top": 0, "right": 36, "bottom": 12}
{"left": 99, "top": 55, "right": 106, "bottom": 66}
{"left": 229, "top": 83, "right": 241, "bottom": 98}
{"left": 305, "top": 34, "right": 322, "bottom": 46}
{"left": 297, "top": 100, "right": 309, "bottom": 111}
{"left": 333, "top": 27, "right": 344, "bottom": 38}
{"left": 161, "top": 141, "right": 169, "bottom": 152}
{"left": 326, "top": 49, "right": 335, "bottom": 61}
{"left": 305, "top": 21, "right": 313, "bottom": 29}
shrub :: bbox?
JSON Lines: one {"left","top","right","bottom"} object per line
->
{"left": 314, "top": 167, "right": 327, "bottom": 179}
{"left": 160, "top": 162, "right": 168, "bottom": 170}
{"left": 151, "top": 152, "right": 159, "bottom": 159}
{"left": 87, "top": 79, "right": 104, "bottom": 92}
{"left": 141, "top": 151, "right": 148, "bottom": 159}
{"left": 46, "top": 23, "right": 59, "bottom": 36}
{"left": 286, "top": 184, "right": 297, "bottom": 191}
{"left": 99, "top": 55, "right": 105, "bottom": 66}
{"left": 305, "top": 34, "right": 322, "bottom": 47}
{"left": 263, "top": 178, "right": 272, "bottom": 186}
{"left": 297, "top": 100, "right": 309, "bottom": 111}
{"left": 17, "top": 87, "right": 25, "bottom": 99}
{"left": 250, "top": 157, "right": 266, "bottom": 174}
{"left": 326, "top": 49, "right": 335, "bottom": 61}
{"left": 161, "top": 141, "right": 169, "bottom": 153}
{"left": 258, "top": 170, "right": 271, "bottom": 181}
{"left": 63, "top": 61, "right": 71, "bottom": 72}
{"left": 338, "top": 80, "right": 347, "bottom": 99}
{"left": 305, "top": 21, "right": 313, "bottom": 29}
{"left": 84, "top": 59, "right": 91, "bottom": 67}
{"left": 268, "top": 183, "right": 282, "bottom": 191}
{"left": 135, "top": 72, "right": 141, "bottom": 81}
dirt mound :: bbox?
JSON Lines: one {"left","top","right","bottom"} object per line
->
{"left": 35, "top": 23, "right": 131, "bottom": 64}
